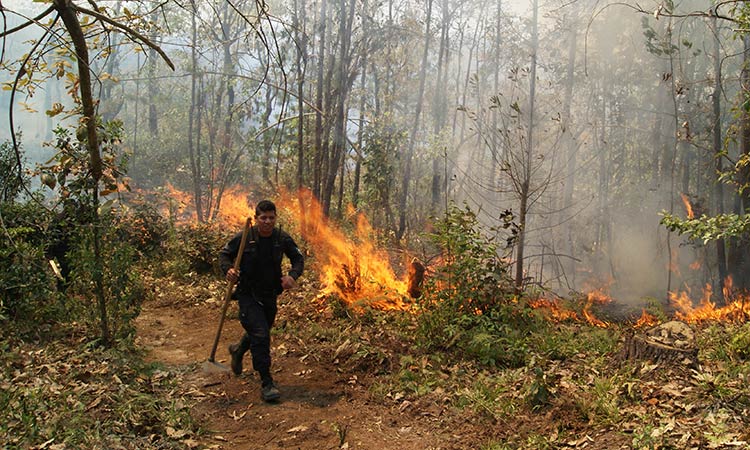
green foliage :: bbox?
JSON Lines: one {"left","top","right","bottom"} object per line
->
{"left": 531, "top": 326, "right": 618, "bottom": 361}
{"left": 660, "top": 211, "right": 750, "bottom": 243}
{"left": 573, "top": 370, "right": 623, "bottom": 425}
{"left": 728, "top": 323, "right": 750, "bottom": 360}
{"left": 0, "top": 138, "right": 30, "bottom": 202}
{"left": 526, "top": 366, "right": 551, "bottom": 411}
{"left": 64, "top": 211, "right": 145, "bottom": 342}
{"left": 0, "top": 200, "right": 58, "bottom": 323}
{"left": 159, "top": 223, "right": 226, "bottom": 277}
{"left": 416, "top": 203, "right": 536, "bottom": 367}
{"left": 37, "top": 122, "right": 129, "bottom": 202}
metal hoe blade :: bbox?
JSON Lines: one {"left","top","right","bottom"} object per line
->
{"left": 201, "top": 358, "right": 231, "bottom": 373}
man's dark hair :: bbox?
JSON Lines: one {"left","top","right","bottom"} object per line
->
{"left": 256, "top": 200, "right": 277, "bottom": 216}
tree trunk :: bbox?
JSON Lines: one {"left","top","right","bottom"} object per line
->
{"left": 561, "top": 16, "right": 578, "bottom": 288}
{"left": 398, "top": 0, "right": 433, "bottom": 240}
{"left": 711, "top": 16, "right": 728, "bottom": 300}
{"left": 55, "top": 0, "right": 110, "bottom": 345}
{"left": 187, "top": 0, "right": 204, "bottom": 222}
{"left": 323, "top": 0, "right": 357, "bottom": 215}
{"left": 313, "top": 0, "right": 328, "bottom": 199}
{"left": 148, "top": 9, "right": 159, "bottom": 136}
{"left": 353, "top": 4, "right": 368, "bottom": 208}
{"left": 514, "top": 0, "right": 537, "bottom": 292}
{"left": 430, "top": 0, "right": 449, "bottom": 214}
{"left": 294, "top": 0, "right": 307, "bottom": 190}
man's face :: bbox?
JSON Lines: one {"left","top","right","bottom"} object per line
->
{"left": 256, "top": 210, "right": 277, "bottom": 237}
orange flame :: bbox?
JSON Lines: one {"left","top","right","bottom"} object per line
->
{"left": 633, "top": 309, "right": 659, "bottom": 328}
{"left": 159, "top": 183, "right": 253, "bottom": 228}
{"left": 529, "top": 285, "right": 613, "bottom": 328}
{"left": 528, "top": 297, "right": 579, "bottom": 322}
{"left": 680, "top": 193, "right": 694, "bottom": 219}
{"left": 279, "top": 188, "right": 409, "bottom": 310}
{"left": 582, "top": 288, "right": 611, "bottom": 328}
{"left": 670, "top": 276, "right": 750, "bottom": 323}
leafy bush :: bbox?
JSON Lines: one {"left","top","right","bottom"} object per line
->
{"left": 65, "top": 211, "right": 145, "bottom": 342}
{"left": 0, "top": 138, "right": 30, "bottom": 203}
{"left": 416, "top": 203, "right": 539, "bottom": 367}
{"left": 729, "top": 323, "right": 750, "bottom": 360}
{"left": 531, "top": 326, "right": 618, "bottom": 361}
{"left": 159, "top": 222, "right": 226, "bottom": 277}
{"left": 113, "top": 201, "right": 170, "bottom": 257}
{"left": 0, "top": 201, "right": 58, "bottom": 323}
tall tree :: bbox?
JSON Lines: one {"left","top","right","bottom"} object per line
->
{"left": 398, "top": 0, "right": 433, "bottom": 240}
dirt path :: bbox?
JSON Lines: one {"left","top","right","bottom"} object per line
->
{"left": 135, "top": 293, "right": 463, "bottom": 450}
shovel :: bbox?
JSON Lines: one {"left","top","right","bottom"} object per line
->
{"left": 202, "top": 217, "right": 252, "bottom": 373}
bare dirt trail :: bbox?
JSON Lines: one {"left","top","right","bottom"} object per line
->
{"left": 134, "top": 290, "right": 465, "bottom": 450}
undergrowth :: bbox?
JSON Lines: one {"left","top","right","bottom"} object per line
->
{"left": 0, "top": 327, "right": 198, "bottom": 449}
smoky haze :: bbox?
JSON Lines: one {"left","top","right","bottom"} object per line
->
{"left": 0, "top": 0, "right": 742, "bottom": 306}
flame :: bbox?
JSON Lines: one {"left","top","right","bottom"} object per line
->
{"left": 159, "top": 183, "right": 253, "bottom": 228}
{"left": 279, "top": 188, "right": 409, "bottom": 310}
{"left": 528, "top": 297, "right": 579, "bottom": 322}
{"left": 669, "top": 277, "right": 750, "bottom": 323}
{"left": 582, "top": 288, "right": 611, "bottom": 328}
{"left": 216, "top": 185, "right": 254, "bottom": 228}
{"left": 680, "top": 193, "right": 694, "bottom": 219}
{"left": 529, "top": 285, "right": 612, "bottom": 328}
{"left": 633, "top": 309, "right": 659, "bottom": 328}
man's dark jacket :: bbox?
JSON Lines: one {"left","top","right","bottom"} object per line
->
{"left": 219, "top": 226, "right": 304, "bottom": 297}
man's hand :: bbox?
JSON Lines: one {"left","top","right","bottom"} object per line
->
{"left": 226, "top": 267, "right": 240, "bottom": 284}
{"left": 281, "top": 275, "right": 297, "bottom": 290}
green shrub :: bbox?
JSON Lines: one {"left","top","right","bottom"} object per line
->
{"left": 416, "top": 204, "right": 537, "bottom": 367}
{"left": 113, "top": 201, "right": 170, "bottom": 257}
{"left": 64, "top": 211, "right": 145, "bottom": 342}
{"left": 0, "top": 201, "right": 59, "bottom": 323}
{"left": 160, "top": 223, "right": 226, "bottom": 277}
{"left": 0, "top": 138, "right": 30, "bottom": 203}
{"left": 729, "top": 323, "right": 750, "bottom": 360}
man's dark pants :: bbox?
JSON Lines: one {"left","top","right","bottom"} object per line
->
{"left": 235, "top": 293, "right": 277, "bottom": 381}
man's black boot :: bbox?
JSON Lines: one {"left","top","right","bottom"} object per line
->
{"left": 260, "top": 374, "right": 280, "bottom": 402}
{"left": 228, "top": 334, "right": 251, "bottom": 376}
{"left": 228, "top": 344, "right": 243, "bottom": 375}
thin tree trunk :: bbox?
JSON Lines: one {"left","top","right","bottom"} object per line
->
{"left": 430, "top": 0, "right": 449, "bottom": 214}
{"left": 294, "top": 0, "right": 307, "bottom": 190}
{"left": 323, "top": 0, "right": 356, "bottom": 214}
{"left": 353, "top": 5, "right": 368, "bottom": 208}
{"left": 711, "top": 15, "right": 728, "bottom": 300}
{"left": 55, "top": 0, "right": 110, "bottom": 345}
{"left": 561, "top": 16, "right": 578, "bottom": 288}
{"left": 148, "top": 9, "right": 159, "bottom": 136}
{"left": 313, "top": 0, "right": 328, "bottom": 199}
{"left": 398, "top": 0, "right": 433, "bottom": 240}
{"left": 514, "top": 0, "right": 537, "bottom": 292}
{"left": 187, "top": 0, "right": 204, "bottom": 222}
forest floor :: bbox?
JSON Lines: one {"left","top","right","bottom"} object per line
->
{"left": 132, "top": 274, "right": 750, "bottom": 450}
{"left": 135, "top": 279, "right": 475, "bottom": 450}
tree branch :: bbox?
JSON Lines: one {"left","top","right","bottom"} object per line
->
{"left": 72, "top": 3, "right": 175, "bottom": 71}
{"left": 0, "top": 5, "right": 56, "bottom": 38}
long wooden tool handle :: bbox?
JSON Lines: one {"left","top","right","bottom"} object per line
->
{"left": 208, "top": 217, "right": 252, "bottom": 362}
